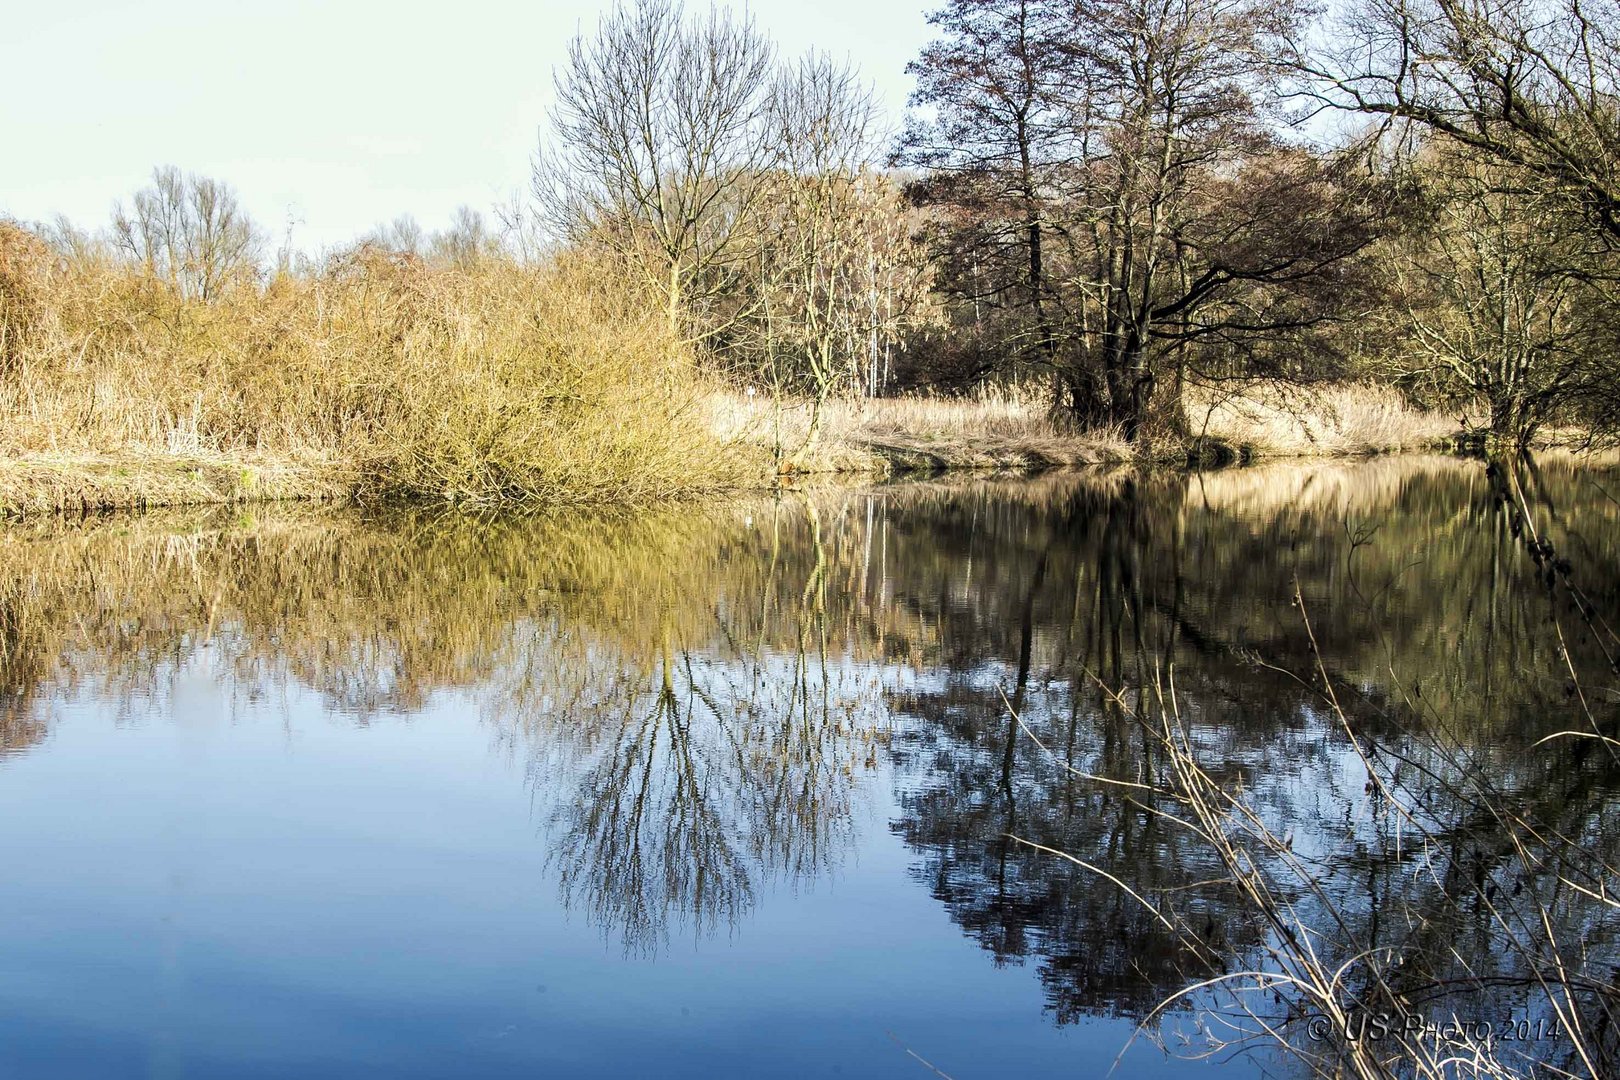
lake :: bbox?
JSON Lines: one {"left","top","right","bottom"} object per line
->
{"left": 0, "top": 454, "right": 1616, "bottom": 1079}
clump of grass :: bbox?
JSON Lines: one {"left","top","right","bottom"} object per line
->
{"left": 709, "top": 385, "right": 1133, "bottom": 473}
{"left": 1187, "top": 381, "right": 1458, "bottom": 457}
{"left": 0, "top": 220, "right": 741, "bottom": 508}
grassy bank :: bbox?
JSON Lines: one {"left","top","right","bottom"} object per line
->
{"left": 708, "top": 388, "right": 1134, "bottom": 474}
{"left": 1184, "top": 382, "right": 1459, "bottom": 458}
{"left": 0, "top": 383, "right": 1463, "bottom": 517}
{"left": 1, "top": 218, "right": 1478, "bottom": 516}
{"left": 0, "top": 450, "right": 347, "bottom": 517}
{"left": 710, "top": 382, "right": 1460, "bottom": 479}
{"left": 1, "top": 221, "right": 745, "bottom": 513}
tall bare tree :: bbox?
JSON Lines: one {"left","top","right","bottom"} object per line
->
{"left": 898, "top": 0, "right": 1077, "bottom": 386}
{"left": 538, "top": 0, "right": 777, "bottom": 346}
{"left": 112, "top": 166, "right": 260, "bottom": 302}
{"left": 1303, "top": 0, "right": 1620, "bottom": 246}
{"left": 901, "top": 0, "right": 1386, "bottom": 440}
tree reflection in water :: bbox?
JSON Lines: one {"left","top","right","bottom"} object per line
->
{"left": 0, "top": 456, "right": 1617, "bottom": 1068}
{"left": 876, "top": 458, "right": 1620, "bottom": 1072}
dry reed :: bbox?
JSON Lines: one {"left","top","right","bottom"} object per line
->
{"left": 0, "top": 221, "right": 744, "bottom": 508}
{"left": 1187, "top": 382, "right": 1458, "bottom": 457}
{"left": 1009, "top": 585, "right": 1618, "bottom": 1079}
{"left": 707, "top": 385, "right": 1132, "bottom": 473}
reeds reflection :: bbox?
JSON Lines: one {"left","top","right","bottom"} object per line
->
{"left": 0, "top": 455, "right": 1616, "bottom": 1058}
{"left": 0, "top": 499, "right": 906, "bottom": 952}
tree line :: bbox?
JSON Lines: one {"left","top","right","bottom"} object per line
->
{"left": 12, "top": 0, "right": 1620, "bottom": 457}
{"left": 536, "top": 0, "right": 1620, "bottom": 451}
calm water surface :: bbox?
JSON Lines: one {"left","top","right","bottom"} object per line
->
{"left": 1, "top": 455, "right": 1617, "bottom": 1078}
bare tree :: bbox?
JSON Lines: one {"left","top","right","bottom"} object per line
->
{"left": 1051, "top": 0, "right": 1332, "bottom": 439}
{"left": 112, "top": 166, "right": 260, "bottom": 301}
{"left": 538, "top": 0, "right": 777, "bottom": 346}
{"left": 493, "top": 193, "right": 551, "bottom": 264}
{"left": 898, "top": 0, "right": 1078, "bottom": 386}
{"left": 1384, "top": 150, "right": 1591, "bottom": 448}
{"left": 1303, "top": 0, "right": 1620, "bottom": 245}
{"left": 747, "top": 57, "right": 930, "bottom": 460}
{"left": 364, "top": 214, "right": 426, "bottom": 257}
{"left": 900, "top": 0, "right": 1385, "bottom": 441}
{"left": 428, "top": 206, "right": 498, "bottom": 270}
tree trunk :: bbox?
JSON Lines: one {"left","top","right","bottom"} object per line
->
{"left": 1489, "top": 389, "right": 1534, "bottom": 452}
{"left": 667, "top": 260, "right": 683, "bottom": 354}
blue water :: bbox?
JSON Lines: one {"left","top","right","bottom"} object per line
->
{"left": 0, "top": 683, "right": 1203, "bottom": 1079}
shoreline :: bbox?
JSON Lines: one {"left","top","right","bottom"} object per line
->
{"left": 8, "top": 417, "right": 1606, "bottom": 520}
{"left": 0, "top": 452, "right": 354, "bottom": 518}
{"left": 0, "top": 432, "right": 1483, "bottom": 519}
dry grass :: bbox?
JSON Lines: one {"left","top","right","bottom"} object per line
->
{"left": 707, "top": 386, "right": 1133, "bottom": 473}
{"left": 0, "top": 449, "right": 350, "bottom": 517}
{"left": 0, "top": 221, "right": 744, "bottom": 511}
{"left": 711, "top": 382, "right": 1455, "bottom": 477}
{"left": 1187, "top": 381, "right": 1459, "bottom": 457}
{"left": 1020, "top": 621, "right": 1616, "bottom": 1078}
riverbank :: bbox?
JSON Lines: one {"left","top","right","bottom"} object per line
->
{"left": 0, "top": 219, "right": 1510, "bottom": 518}
{"left": 712, "top": 381, "right": 1461, "bottom": 476}
{"left": 0, "top": 383, "right": 1472, "bottom": 517}
{"left": 0, "top": 451, "right": 353, "bottom": 517}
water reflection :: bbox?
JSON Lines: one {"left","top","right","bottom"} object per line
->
{"left": 0, "top": 455, "right": 1617, "bottom": 1070}
{"left": 873, "top": 457, "right": 1620, "bottom": 1069}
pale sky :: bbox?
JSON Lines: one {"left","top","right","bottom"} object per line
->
{"left": 1, "top": 0, "right": 933, "bottom": 254}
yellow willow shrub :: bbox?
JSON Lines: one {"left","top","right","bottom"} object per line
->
{"left": 342, "top": 252, "right": 746, "bottom": 502}
{"left": 0, "top": 228, "right": 746, "bottom": 501}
